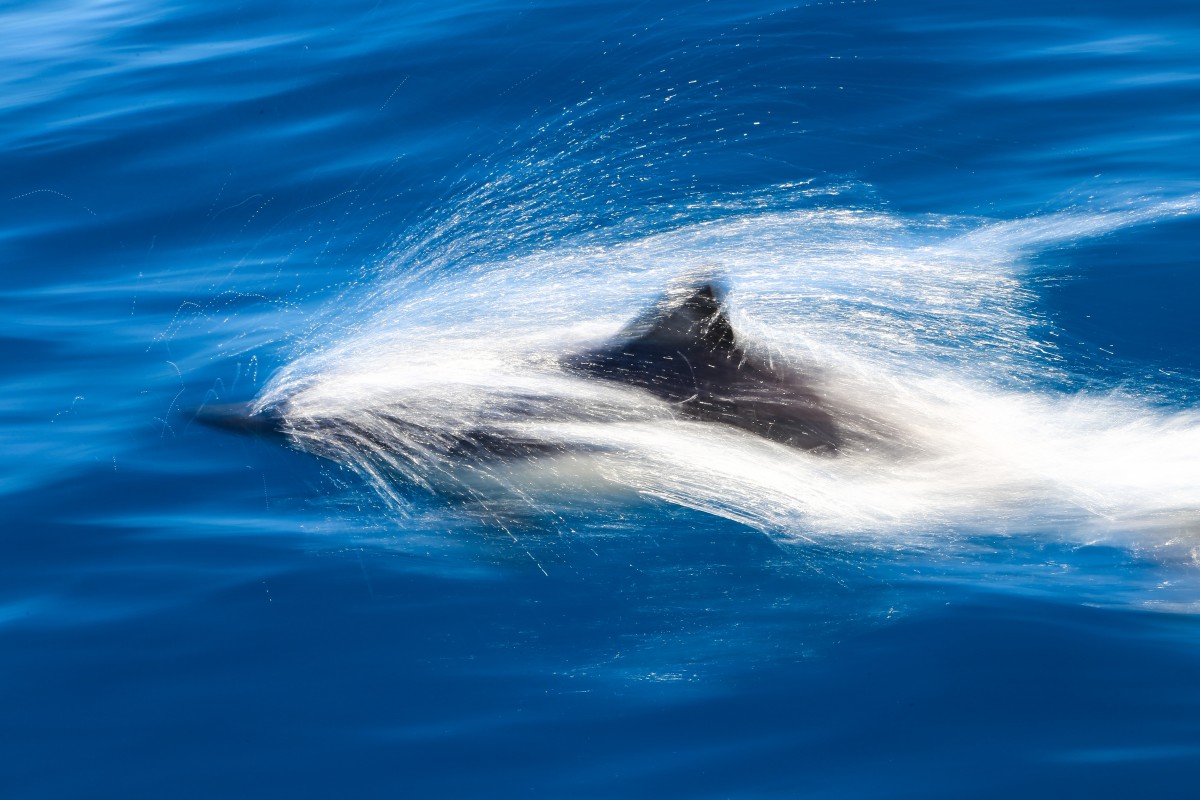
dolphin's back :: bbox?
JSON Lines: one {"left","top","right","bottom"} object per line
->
{"left": 568, "top": 284, "right": 841, "bottom": 452}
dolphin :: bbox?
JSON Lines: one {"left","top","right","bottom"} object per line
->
{"left": 195, "top": 283, "right": 843, "bottom": 457}
{"left": 192, "top": 281, "right": 854, "bottom": 513}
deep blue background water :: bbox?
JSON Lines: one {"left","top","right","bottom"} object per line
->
{"left": 3, "top": 1, "right": 1200, "bottom": 796}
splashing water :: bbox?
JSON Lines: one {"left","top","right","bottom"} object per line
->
{"left": 255, "top": 192, "right": 1200, "bottom": 554}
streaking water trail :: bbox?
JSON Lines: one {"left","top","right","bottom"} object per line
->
{"left": 254, "top": 192, "right": 1200, "bottom": 553}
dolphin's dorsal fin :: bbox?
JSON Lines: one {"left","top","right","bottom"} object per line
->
{"left": 567, "top": 281, "right": 843, "bottom": 452}
{"left": 625, "top": 283, "right": 738, "bottom": 358}
{"left": 569, "top": 282, "right": 745, "bottom": 401}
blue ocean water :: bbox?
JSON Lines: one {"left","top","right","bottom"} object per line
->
{"left": 3, "top": 0, "right": 1200, "bottom": 796}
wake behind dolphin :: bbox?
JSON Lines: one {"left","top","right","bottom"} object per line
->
{"left": 201, "top": 197, "right": 1200, "bottom": 552}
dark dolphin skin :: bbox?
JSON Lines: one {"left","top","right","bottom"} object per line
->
{"left": 192, "top": 401, "right": 286, "bottom": 438}
{"left": 196, "top": 284, "right": 841, "bottom": 454}
{"left": 564, "top": 284, "right": 841, "bottom": 452}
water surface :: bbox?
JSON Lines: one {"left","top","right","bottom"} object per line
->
{"left": 2, "top": 1, "right": 1200, "bottom": 796}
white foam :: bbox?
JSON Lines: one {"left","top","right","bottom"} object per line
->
{"left": 259, "top": 196, "right": 1200, "bottom": 550}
